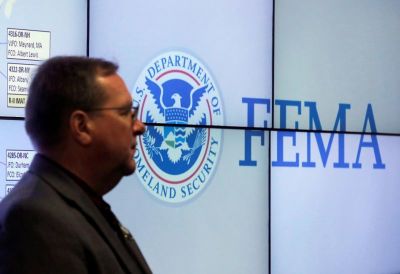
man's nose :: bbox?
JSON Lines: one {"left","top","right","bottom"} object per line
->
{"left": 133, "top": 119, "right": 146, "bottom": 135}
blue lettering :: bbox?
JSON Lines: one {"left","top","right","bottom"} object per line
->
{"left": 170, "top": 187, "right": 176, "bottom": 198}
{"left": 175, "top": 55, "right": 181, "bottom": 67}
{"left": 167, "top": 56, "right": 174, "bottom": 67}
{"left": 187, "top": 183, "right": 194, "bottom": 196}
{"left": 193, "top": 178, "right": 200, "bottom": 190}
{"left": 207, "top": 82, "right": 215, "bottom": 93}
{"left": 161, "top": 57, "right": 167, "bottom": 69}
{"left": 272, "top": 131, "right": 299, "bottom": 167}
{"left": 240, "top": 98, "right": 270, "bottom": 166}
{"left": 203, "top": 163, "right": 211, "bottom": 174}
{"left": 239, "top": 97, "right": 385, "bottom": 170}
{"left": 182, "top": 56, "right": 188, "bottom": 68}
{"left": 142, "top": 170, "right": 150, "bottom": 181}
{"left": 275, "top": 100, "right": 301, "bottom": 128}
{"left": 188, "top": 59, "right": 197, "bottom": 73}
{"left": 196, "top": 66, "right": 203, "bottom": 78}
{"left": 147, "top": 66, "right": 156, "bottom": 79}
{"left": 153, "top": 181, "right": 160, "bottom": 193}
{"left": 353, "top": 104, "right": 385, "bottom": 169}
{"left": 302, "top": 102, "right": 350, "bottom": 168}
{"left": 135, "top": 156, "right": 145, "bottom": 173}
{"left": 161, "top": 183, "right": 167, "bottom": 197}
{"left": 135, "top": 86, "right": 144, "bottom": 97}
{"left": 242, "top": 97, "right": 270, "bottom": 127}
{"left": 197, "top": 170, "right": 206, "bottom": 183}
{"left": 239, "top": 130, "right": 265, "bottom": 166}
{"left": 201, "top": 73, "right": 209, "bottom": 85}
{"left": 181, "top": 185, "right": 187, "bottom": 198}
{"left": 154, "top": 60, "right": 161, "bottom": 73}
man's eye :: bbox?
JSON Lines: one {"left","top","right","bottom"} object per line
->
{"left": 119, "top": 108, "right": 131, "bottom": 116}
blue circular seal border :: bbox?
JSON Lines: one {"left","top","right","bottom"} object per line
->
{"left": 133, "top": 51, "right": 224, "bottom": 203}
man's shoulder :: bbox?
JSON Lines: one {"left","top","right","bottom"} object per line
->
{"left": 0, "top": 169, "right": 93, "bottom": 252}
{"left": 0, "top": 172, "right": 90, "bottom": 274}
{"left": 0, "top": 153, "right": 85, "bottom": 215}
{"left": 0, "top": 170, "right": 67, "bottom": 224}
{"left": 0, "top": 156, "right": 100, "bottom": 235}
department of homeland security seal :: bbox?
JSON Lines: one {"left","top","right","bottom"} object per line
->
{"left": 133, "top": 51, "right": 224, "bottom": 203}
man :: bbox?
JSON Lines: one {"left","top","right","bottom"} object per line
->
{"left": 0, "top": 56, "right": 152, "bottom": 273}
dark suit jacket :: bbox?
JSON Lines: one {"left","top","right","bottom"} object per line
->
{"left": 0, "top": 154, "right": 152, "bottom": 274}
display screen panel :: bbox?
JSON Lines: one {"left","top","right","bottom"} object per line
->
{"left": 0, "top": 0, "right": 88, "bottom": 117}
{"left": 271, "top": 131, "right": 400, "bottom": 274}
{"left": 274, "top": 0, "right": 400, "bottom": 134}
{"left": 90, "top": 0, "right": 273, "bottom": 128}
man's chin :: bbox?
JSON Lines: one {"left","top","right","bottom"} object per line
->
{"left": 122, "top": 161, "right": 136, "bottom": 176}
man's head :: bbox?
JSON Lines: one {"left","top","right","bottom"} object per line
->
{"left": 25, "top": 56, "right": 117, "bottom": 149}
{"left": 26, "top": 56, "right": 145, "bottom": 194}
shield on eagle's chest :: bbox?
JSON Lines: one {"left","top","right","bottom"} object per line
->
{"left": 163, "top": 126, "right": 187, "bottom": 149}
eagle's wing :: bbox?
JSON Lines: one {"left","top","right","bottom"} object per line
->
{"left": 188, "top": 84, "right": 208, "bottom": 117}
{"left": 145, "top": 77, "right": 165, "bottom": 115}
{"left": 145, "top": 110, "right": 164, "bottom": 137}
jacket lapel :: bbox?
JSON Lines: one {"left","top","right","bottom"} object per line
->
{"left": 29, "top": 155, "right": 151, "bottom": 274}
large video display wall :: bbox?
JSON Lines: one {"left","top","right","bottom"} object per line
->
{"left": 1, "top": 0, "right": 399, "bottom": 273}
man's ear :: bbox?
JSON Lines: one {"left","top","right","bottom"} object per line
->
{"left": 69, "top": 110, "right": 93, "bottom": 146}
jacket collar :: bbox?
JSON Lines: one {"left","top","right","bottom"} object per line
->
{"left": 29, "top": 154, "right": 152, "bottom": 274}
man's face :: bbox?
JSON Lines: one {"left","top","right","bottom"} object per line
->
{"left": 91, "top": 73, "right": 145, "bottom": 179}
